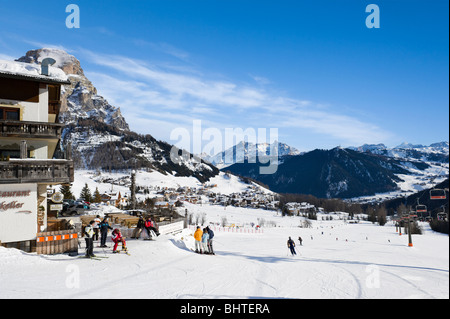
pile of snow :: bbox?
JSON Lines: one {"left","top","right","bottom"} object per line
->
{"left": 0, "top": 59, "right": 68, "bottom": 82}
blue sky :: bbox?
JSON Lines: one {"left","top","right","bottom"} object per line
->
{"left": 0, "top": 0, "right": 448, "bottom": 152}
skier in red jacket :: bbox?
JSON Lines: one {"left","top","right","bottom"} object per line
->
{"left": 111, "top": 229, "right": 127, "bottom": 253}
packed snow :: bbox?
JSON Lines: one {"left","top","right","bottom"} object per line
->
{"left": 0, "top": 200, "right": 448, "bottom": 299}
{"left": 1, "top": 169, "right": 448, "bottom": 299}
{"left": 0, "top": 59, "right": 68, "bottom": 82}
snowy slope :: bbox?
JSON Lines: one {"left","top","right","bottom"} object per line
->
{"left": 71, "top": 169, "right": 272, "bottom": 202}
{"left": 0, "top": 202, "right": 448, "bottom": 299}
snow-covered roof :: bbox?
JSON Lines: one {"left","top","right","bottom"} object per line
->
{"left": 0, "top": 59, "right": 70, "bottom": 84}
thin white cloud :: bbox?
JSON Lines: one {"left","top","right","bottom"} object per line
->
{"left": 0, "top": 53, "right": 15, "bottom": 60}
{"left": 78, "top": 48, "right": 394, "bottom": 148}
{"left": 132, "top": 39, "right": 190, "bottom": 61}
{"left": 21, "top": 40, "right": 73, "bottom": 53}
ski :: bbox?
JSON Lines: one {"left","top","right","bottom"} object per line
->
{"left": 112, "top": 249, "right": 130, "bottom": 256}
{"left": 190, "top": 249, "right": 215, "bottom": 255}
{"left": 121, "top": 249, "right": 131, "bottom": 256}
{"left": 76, "top": 255, "right": 103, "bottom": 261}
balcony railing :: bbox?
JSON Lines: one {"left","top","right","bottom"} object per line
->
{"left": 0, "top": 120, "right": 64, "bottom": 139}
{"left": 0, "top": 159, "right": 74, "bottom": 184}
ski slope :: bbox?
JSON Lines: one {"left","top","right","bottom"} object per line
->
{"left": 0, "top": 203, "right": 448, "bottom": 299}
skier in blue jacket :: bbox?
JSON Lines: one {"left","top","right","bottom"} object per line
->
{"left": 287, "top": 237, "right": 296, "bottom": 256}
{"left": 206, "top": 226, "right": 215, "bottom": 255}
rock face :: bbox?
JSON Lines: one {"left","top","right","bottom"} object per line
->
{"left": 15, "top": 48, "right": 219, "bottom": 182}
{"left": 16, "top": 48, "right": 129, "bottom": 131}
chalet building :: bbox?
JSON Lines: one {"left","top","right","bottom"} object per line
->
{"left": 0, "top": 58, "right": 73, "bottom": 251}
{"left": 101, "top": 191, "right": 129, "bottom": 208}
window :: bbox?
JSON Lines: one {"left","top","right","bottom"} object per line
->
{"left": 0, "top": 107, "right": 20, "bottom": 120}
{"left": 0, "top": 149, "right": 30, "bottom": 159}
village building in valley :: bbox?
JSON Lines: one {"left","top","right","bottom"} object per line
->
{"left": 0, "top": 58, "right": 73, "bottom": 251}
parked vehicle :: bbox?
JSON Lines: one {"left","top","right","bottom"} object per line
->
{"left": 61, "top": 202, "right": 90, "bottom": 216}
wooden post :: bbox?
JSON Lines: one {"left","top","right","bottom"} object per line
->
{"left": 20, "top": 140, "right": 27, "bottom": 159}
{"left": 65, "top": 142, "right": 72, "bottom": 160}
{"left": 408, "top": 219, "right": 413, "bottom": 247}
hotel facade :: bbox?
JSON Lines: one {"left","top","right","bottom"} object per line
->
{"left": 0, "top": 58, "right": 73, "bottom": 250}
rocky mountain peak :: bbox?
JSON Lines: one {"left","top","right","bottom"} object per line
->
{"left": 16, "top": 48, "right": 129, "bottom": 131}
{"left": 16, "top": 48, "right": 84, "bottom": 76}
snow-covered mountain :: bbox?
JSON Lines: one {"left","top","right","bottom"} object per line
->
{"left": 350, "top": 141, "right": 450, "bottom": 164}
{"left": 226, "top": 142, "right": 449, "bottom": 200}
{"left": 200, "top": 141, "right": 301, "bottom": 168}
{"left": 349, "top": 141, "right": 449, "bottom": 163}
{"left": 15, "top": 48, "right": 219, "bottom": 183}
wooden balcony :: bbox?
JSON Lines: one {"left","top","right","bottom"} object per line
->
{"left": 0, "top": 159, "right": 74, "bottom": 184}
{"left": 0, "top": 120, "right": 63, "bottom": 139}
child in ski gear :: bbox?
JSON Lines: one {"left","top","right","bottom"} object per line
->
{"left": 206, "top": 226, "right": 215, "bottom": 255}
{"left": 287, "top": 237, "right": 296, "bottom": 256}
{"left": 111, "top": 228, "right": 127, "bottom": 253}
{"left": 194, "top": 226, "right": 203, "bottom": 253}
{"left": 145, "top": 217, "right": 160, "bottom": 239}
{"left": 84, "top": 220, "right": 95, "bottom": 257}
{"left": 201, "top": 228, "right": 210, "bottom": 254}
{"left": 99, "top": 217, "right": 113, "bottom": 247}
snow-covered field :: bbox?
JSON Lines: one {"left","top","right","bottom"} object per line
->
{"left": 0, "top": 202, "right": 448, "bottom": 299}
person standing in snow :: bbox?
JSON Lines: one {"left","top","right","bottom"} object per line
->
{"left": 287, "top": 237, "right": 296, "bottom": 256}
{"left": 99, "top": 217, "right": 113, "bottom": 247}
{"left": 84, "top": 220, "right": 95, "bottom": 257}
{"left": 298, "top": 236, "right": 303, "bottom": 246}
{"left": 133, "top": 216, "right": 145, "bottom": 239}
{"left": 206, "top": 226, "right": 215, "bottom": 255}
{"left": 201, "top": 228, "right": 210, "bottom": 254}
{"left": 194, "top": 226, "right": 203, "bottom": 253}
{"left": 93, "top": 215, "right": 102, "bottom": 241}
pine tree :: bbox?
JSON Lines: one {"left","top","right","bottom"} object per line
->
{"left": 93, "top": 187, "right": 102, "bottom": 203}
{"left": 60, "top": 184, "right": 75, "bottom": 200}
{"left": 367, "top": 206, "right": 377, "bottom": 223}
{"left": 376, "top": 205, "right": 387, "bottom": 226}
{"left": 80, "top": 183, "right": 93, "bottom": 203}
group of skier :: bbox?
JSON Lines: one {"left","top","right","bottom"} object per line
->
{"left": 193, "top": 226, "right": 215, "bottom": 255}
{"left": 83, "top": 215, "right": 161, "bottom": 257}
{"left": 84, "top": 214, "right": 302, "bottom": 258}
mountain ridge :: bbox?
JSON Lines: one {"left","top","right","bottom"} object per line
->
{"left": 225, "top": 145, "right": 449, "bottom": 199}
